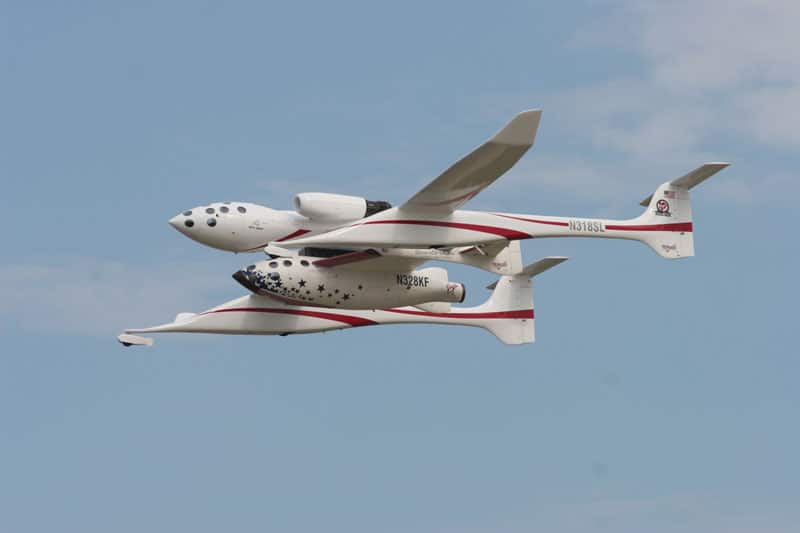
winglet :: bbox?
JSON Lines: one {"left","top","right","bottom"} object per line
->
{"left": 639, "top": 162, "right": 730, "bottom": 207}
{"left": 491, "top": 109, "right": 543, "bottom": 146}
{"left": 117, "top": 333, "right": 154, "bottom": 347}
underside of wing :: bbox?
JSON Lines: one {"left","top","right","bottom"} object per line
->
{"left": 312, "top": 249, "right": 427, "bottom": 272}
{"left": 401, "top": 109, "right": 542, "bottom": 215}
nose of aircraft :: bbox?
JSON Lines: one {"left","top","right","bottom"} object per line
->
{"left": 232, "top": 269, "right": 260, "bottom": 293}
{"left": 167, "top": 204, "right": 254, "bottom": 252}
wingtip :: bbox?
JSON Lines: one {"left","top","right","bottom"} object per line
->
{"left": 491, "top": 109, "right": 543, "bottom": 146}
{"left": 117, "top": 333, "right": 154, "bottom": 347}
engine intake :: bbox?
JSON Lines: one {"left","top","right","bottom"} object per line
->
{"left": 293, "top": 193, "right": 391, "bottom": 222}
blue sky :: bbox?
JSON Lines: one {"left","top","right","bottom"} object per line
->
{"left": 1, "top": 1, "right": 798, "bottom": 531}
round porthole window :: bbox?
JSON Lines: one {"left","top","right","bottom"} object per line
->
{"left": 207, "top": 218, "right": 217, "bottom": 227}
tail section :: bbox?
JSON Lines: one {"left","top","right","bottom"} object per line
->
{"left": 477, "top": 256, "right": 567, "bottom": 345}
{"left": 633, "top": 162, "right": 729, "bottom": 259}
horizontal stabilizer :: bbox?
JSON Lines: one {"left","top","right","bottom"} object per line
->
{"left": 487, "top": 256, "right": 567, "bottom": 289}
{"left": 520, "top": 256, "right": 569, "bottom": 278}
{"left": 640, "top": 162, "right": 730, "bottom": 206}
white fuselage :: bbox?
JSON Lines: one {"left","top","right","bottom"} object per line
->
{"left": 170, "top": 189, "right": 694, "bottom": 261}
{"left": 168, "top": 202, "right": 343, "bottom": 253}
{"left": 233, "top": 258, "right": 465, "bottom": 309}
{"left": 286, "top": 206, "right": 690, "bottom": 248}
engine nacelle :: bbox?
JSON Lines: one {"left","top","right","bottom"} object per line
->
{"left": 293, "top": 193, "right": 391, "bottom": 222}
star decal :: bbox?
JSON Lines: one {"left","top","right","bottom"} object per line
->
{"left": 317, "top": 284, "right": 325, "bottom": 292}
{"left": 343, "top": 294, "right": 350, "bottom": 300}
{"left": 298, "top": 279, "right": 306, "bottom": 287}
{"left": 358, "top": 284, "right": 363, "bottom": 290}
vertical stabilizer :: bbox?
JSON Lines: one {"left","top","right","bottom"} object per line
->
{"left": 478, "top": 256, "right": 567, "bottom": 345}
{"left": 633, "top": 162, "right": 728, "bottom": 259}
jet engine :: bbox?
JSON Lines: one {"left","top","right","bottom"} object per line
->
{"left": 234, "top": 257, "right": 465, "bottom": 310}
{"left": 293, "top": 193, "right": 391, "bottom": 222}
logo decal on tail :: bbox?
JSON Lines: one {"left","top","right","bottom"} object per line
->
{"left": 655, "top": 199, "right": 671, "bottom": 216}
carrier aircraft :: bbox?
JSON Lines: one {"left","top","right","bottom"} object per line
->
{"left": 119, "top": 110, "right": 728, "bottom": 346}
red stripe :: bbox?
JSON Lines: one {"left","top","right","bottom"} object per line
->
{"left": 202, "top": 307, "right": 377, "bottom": 327}
{"left": 605, "top": 222, "right": 693, "bottom": 232}
{"left": 202, "top": 307, "right": 533, "bottom": 324}
{"left": 276, "top": 229, "right": 311, "bottom": 242}
{"left": 361, "top": 220, "right": 530, "bottom": 239}
{"left": 495, "top": 214, "right": 692, "bottom": 233}
{"left": 492, "top": 213, "right": 569, "bottom": 227}
{"left": 243, "top": 242, "right": 270, "bottom": 252}
{"left": 385, "top": 309, "right": 534, "bottom": 319}
{"left": 242, "top": 229, "right": 312, "bottom": 251}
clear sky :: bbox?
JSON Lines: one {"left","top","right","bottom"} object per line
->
{"left": 1, "top": 1, "right": 798, "bottom": 532}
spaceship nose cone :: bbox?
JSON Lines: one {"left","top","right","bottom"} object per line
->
{"left": 168, "top": 215, "right": 181, "bottom": 229}
{"left": 232, "top": 270, "right": 259, "bottom": 293}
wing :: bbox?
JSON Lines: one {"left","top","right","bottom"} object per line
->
{"left": 310, "top": 242, "right": 519, "bottom": 274}
{"left": 279, "top": 110, "right": 542, "bottom": 250}
{"left": 401, "top": 109, "right": 542, "bottom": 215}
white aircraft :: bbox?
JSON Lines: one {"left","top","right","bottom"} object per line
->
{"left": 119, "top": 110, "right": 728, "bottom": 346}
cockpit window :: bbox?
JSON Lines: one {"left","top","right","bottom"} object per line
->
{"left": 220, "top": 206, "right": 230, "bottom": 213}
{"left": 206, "top": 207, "right": 215, "bottom": 214}
{"left": 207, "top": 218, "right": 217, "bottom": 227}
{"left": 183, "top": 210, "right": 192, "bottom": 216}
{"left": 184, "top": 219, "right": 194, "bottom": 228}
{"left": 300, "top": 260, "right": 310, "bottom": 266}
{"left": 283, "top": 260, "right": 292, "bottom": 267}
{"left": 246, "top": 264, "right": 256, "bottom": 271}
{"left": 269, "top": 272, "right": 280, "bottom": 280}
{"left": 269, "top": 261, "right": 278, "bottom": 268}
{"left": 237, "top": 206, "right": 247, "bottom": 213}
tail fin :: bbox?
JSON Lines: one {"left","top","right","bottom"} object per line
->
{"left": 477, "top": 256, "right": 567, "bottom": 345}
{"left": 634, "top": 162, "right": 729, "bottom": 259}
